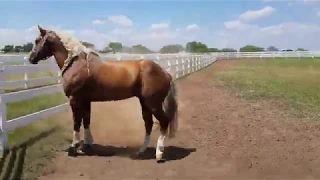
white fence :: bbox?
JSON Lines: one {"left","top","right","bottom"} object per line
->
{"left": 0, "top": 53, "right": 217, "bottom": 152}
{"left": 215, "top": 51, "right": 320, "bottom": 59}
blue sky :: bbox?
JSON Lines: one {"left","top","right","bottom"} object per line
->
{"left": 1, "top": 0, "right": 320, "bottom": 50}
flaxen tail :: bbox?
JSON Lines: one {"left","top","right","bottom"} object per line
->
{"left": 162, "top": 80, "right": 179, "bottom": 138}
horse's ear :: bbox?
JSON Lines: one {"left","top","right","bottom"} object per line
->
{"left": 38, "top": 25, "right": 47, "bottom": 36}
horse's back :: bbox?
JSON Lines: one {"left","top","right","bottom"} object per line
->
{"left": 95, "top": 60, "right": 142, "bottom": 87}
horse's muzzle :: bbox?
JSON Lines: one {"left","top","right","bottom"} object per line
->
{"left": 28, "top": 51, "right": 39, "bottom": 64}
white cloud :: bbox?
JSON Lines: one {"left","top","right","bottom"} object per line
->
{"left": 0, "top": 25, "right": 76, "bottom": 48}
{"left": 149, "top": 22, "right": 170, "bottom": 30}
{"left": 239, "top": 6, "right": 276, "bottom": 22}
{"left": 217, "top": 21, "right": 320, "bottom": 50}
{"left": 110, "top": 28, "right": 132, "bottom": 35}
{"left": 92, "top": 19, "right": 105, "bottom": 25}
{"left": 287, "top": 0, "right": 320, "bottom": 6}
{"left": 224, "top": 20, "right": 256, "bottom": 30}
{"left": 26, "top": 26, "right": 37, "bottom": 32}
{"left": 4, "top": 17, "right": 319, "bottom": 53}
{"left": 186, "top": 24, "right": 200, "bottom": 30}
{"left": 0, "top": 23, "right": 202, "bottom": 51}
{"left": 303, "top": 0, "right": 320, "bottom": 3}
{"left": 107, "top": 15, "right": 133, "bottom": 27}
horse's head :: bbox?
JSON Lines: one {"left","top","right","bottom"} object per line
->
{"left": 28, "top": 25, "right": 59, "bottom": 64}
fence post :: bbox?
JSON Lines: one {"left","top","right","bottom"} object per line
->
{"left": 23, "top": 57, "right": 29, "bottom": 89}
{"left": 182, "top": 57, "right": 185, "bottom": 77}
{"left": 117, "top": 55, "right": 121, "bottom": 61}
{"left": 175, "top": 56, "right": 179, "bottom": 79}
{"left": 156, "top": 55, "right": 162, "bottom": 67}
{"left": 57, "top": 70, "right": 62, "bottom": 84}
{"left": 167, "top": 58, "right": 171, "bottom": 75}
{"left": 0, "top": 68, "right": 8, "bottom": 158}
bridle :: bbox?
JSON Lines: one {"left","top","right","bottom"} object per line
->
{"left": 30, "top": 34, "right": 52, "bottom": 61}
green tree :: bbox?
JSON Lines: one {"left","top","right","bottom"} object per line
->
{"left": 108, "top": 42, "right": 123, "bottom": 53}
{"left": 160, "top": 44, "right": 184, "bottom": 54}
{"left": 207, "top": 48, "right": 221, "bottom": 52}
{"left": 14, "top": 45, "right": 23, "bottom": 53}
{"left": 81, "top": 41, "right": 95, "bottom": 49}
{"left": 296, "top": 48, "right": 308, "bottom": 51}
{"left": 131, "top": 44, "right": 153, "bottom": 54}
{"left": 99, "top": 47, "right": 113, "bottom": 53}
{"left": 1, "top": 45, "right": 14, "bottom": 53}
{"left": 221, "top": 48, "right": 237, "bottom": 52}
{"left": 240, "top": 45, "right": 264, "bottom": 52}
{"left": 266, "top": 46, "right": 279, "bottom": 51}
{"left": 185, "top": 41, "right": 208, "bottom": 53}
{"left": 22, "top": 42, "right": 34, "bottom": 52}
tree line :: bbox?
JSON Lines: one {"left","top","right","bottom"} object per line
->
{"left": 1, "top": 40, "right": 308, "bottom": 54}
{"left": 1, "top": 43, "right": 34, "bottom": 53}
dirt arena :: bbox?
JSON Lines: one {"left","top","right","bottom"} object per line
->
{"left": 38, "top": 60, "right": 320, "bottom": 180}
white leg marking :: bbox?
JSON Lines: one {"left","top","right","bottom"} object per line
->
{"left": 156, "top": 134, "right": 165, "bottom": 160}
{"left": 71, "top": 131, "right": 80, "bottom": 147}
{"left": 84, "top": 128, "right": 93, "bottom": 144}
{"left": 137, "top": 135, "right": 150, "bottom": 154}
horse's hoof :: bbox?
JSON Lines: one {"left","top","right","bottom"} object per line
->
{"left": 67, "top": 146, "right": 78, "bottom": 157}
{"left": 156, "top": 153, "right": 165, "bottom": 163}
{"left": 79, "top": 144, "right": 93, "bottom": 155}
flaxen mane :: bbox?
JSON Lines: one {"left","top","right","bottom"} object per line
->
{"left": 52, "top": 29, "right": 99, "bottom": 74}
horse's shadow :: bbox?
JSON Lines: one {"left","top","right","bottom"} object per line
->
{"left": 75, "top": 143, "right": 196, "bottom": 162}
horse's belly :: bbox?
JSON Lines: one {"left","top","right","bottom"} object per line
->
{"left": 90, "top": 87, "right": 136, "bottom": 101}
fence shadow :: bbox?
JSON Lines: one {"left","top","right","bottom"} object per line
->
{"left": 0, "top": 128, "right": 57, "bottom": 180}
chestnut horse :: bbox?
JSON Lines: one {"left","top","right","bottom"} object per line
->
{"left": 28, "top": 26, "right": 178, "bottom": 162}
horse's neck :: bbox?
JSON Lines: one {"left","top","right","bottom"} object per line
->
{"left": 52, "top": 46, "right": 68, "bottom": 70}
{"left": 53, "top": 52, "right": 67, "bottom": 69}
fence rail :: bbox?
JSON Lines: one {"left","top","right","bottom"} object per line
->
{"left": 0, "top": 53, "right": 217, "bottom": 152}
{"left": 215, "top": 51, "right": 320, "bottom": 59}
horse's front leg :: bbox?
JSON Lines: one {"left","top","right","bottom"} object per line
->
{"left": 67, "top": 97, "right": 83, "bottom": 157}
{"left": 80, "top": 101, "right": 94, "bottom": 154}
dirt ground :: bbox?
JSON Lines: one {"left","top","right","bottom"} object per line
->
{"left": 38, "top": 60, "right": 320, "bottom": 180}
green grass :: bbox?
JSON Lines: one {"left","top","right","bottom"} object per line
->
{"left": 216, "top": 57, "right": 320, "bottom": 118}
{"left": 0, "top": 91, "right": 71, "bottom": 180}
{"left": 7, "top": 92, "right": 67, "bottom": 121}
{"left": 1, "top": 115, "right": 71, "bottom": 180}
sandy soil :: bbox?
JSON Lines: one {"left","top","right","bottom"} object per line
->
{"left": 38, "top": 60, "right": 320, "bottom": 180}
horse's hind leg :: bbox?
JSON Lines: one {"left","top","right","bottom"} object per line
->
{"left": 136, "top": 98, "right": 153, "bottom": 156}
{"left": 153, "top": 108, "right": 170, "bottom": 162}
